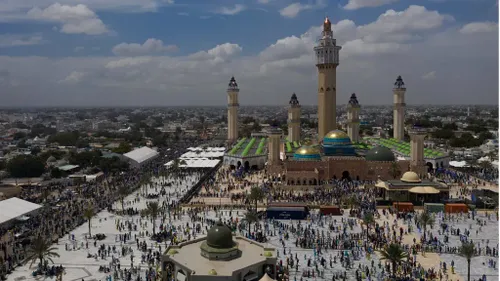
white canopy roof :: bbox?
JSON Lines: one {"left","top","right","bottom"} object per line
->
{"left": 180, "top": 151, "right": 224, "bottom": 158}
{"left": 165, "top": 158, "right": 220, "bottom": 168}
{"left": 124, "top": 146, "right": 159, "bottom": 164}
{"left": 449, "top": 161, "right": 468, "bottom": 168}
{"left": 0, "top": 197, "right": 42, "bottom": 225}
{"left": 259, "top": 273, "right": 275, "bottom": 281}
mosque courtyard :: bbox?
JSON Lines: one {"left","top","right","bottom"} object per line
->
{"left": 4, "top": 170, "right": 499, "bottom": 281}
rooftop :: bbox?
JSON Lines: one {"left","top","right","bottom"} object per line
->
{"left": 227, "top": 137, "right": 268, "bottom": 157}
{"left": 364, "top": 137, "right": 446, "bottom": 159}
{"left": 123, "top": 146, "right": 159, "bottom": 163}
{"left": 166, "top": 236, "right": 275, "bottom": 276}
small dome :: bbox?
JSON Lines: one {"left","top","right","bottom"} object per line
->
{"left": 401, "top": 171, "right": 421, "bottom": 183}
{"left": 264, "top": 251, "right": 273, "bottom": 257}
{"left": 208, "top": 269, "right": 217, "bottom": 275}
{"left": 365, "top": 146, "right": 395, "bottom": 162}
{"left": 206, "top": 221, "right": 234, "bottom": 249}
{"left": 293, "top": 145, "right": 321, "bottom": 161}
{"left": 47, "top": 156, "right": 56, "bottom": 162}
{"left": 168, "top": 249, "right": 178, "bottom": 255}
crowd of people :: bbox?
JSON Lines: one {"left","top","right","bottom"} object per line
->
{"left": 0, "top": 144, "right": 497, "bottom": 281}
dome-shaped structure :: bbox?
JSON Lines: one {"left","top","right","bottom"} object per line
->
{"left": 47, "top": 156, "right": 56, "bottom": 163}
{"left": 293, "top": 145, "right": 321, "bottom": 161}
{"left": 206, "top": 221, "right": 234, "bottom": 249}
{"left": 322, "top": 130, "right": 357, "bottom": 156}
{"left": 401, "top": 171, "right": 421, "bottom": 183}
{"left": 365, "top": 146, "right": 395, "bottom": 162}
{"left": 208, "top": 269, "right": 217, "bottom": 275}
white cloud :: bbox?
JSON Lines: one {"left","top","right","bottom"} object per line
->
{"left": 344, "top": 0, "right": 398, "bottom": 10}
{"left": 358, "top": 5, "right": 452, "bottom": 37}
{"left": 112, "top": 38, "right": 178, "bottom": 56}
{"left": 214, "top": 4, "right": 246, "bottom": 15}
{"left": 421, "top": 71, "right": 436, "bottom": 80}
{"left": 0, "top": 34, "right": 44, "bottom": 47}
{"left": 27, "top": 3, "right": 109, "bottom": 35}
{"left": 279, "top": 0, "right": 327, "bottom": 18}
{"left": 257, "top": 0, "right": 271, "bottom": 3}
{"left": 279, "top": 3, "right": 313, "bottom": 18}
{"left": 459, "top": 21, "right": 498, "bottom": 34}
{"left": 0, "top": 7, "right": 496, "bottom": 107}
{"left": 74, "top": 46, "right": 84, "bottom": 52}
{"left": 0, "top": 0, "right": 174, "bottom": 14}
{"left": 177, "top": 12, "right": 189, "bottom": 16}
{"left": 105, "top": 57, "right": 152, "bottom": 69}
{"left": 59, "top": 71, "right": 85, "bottom": 84}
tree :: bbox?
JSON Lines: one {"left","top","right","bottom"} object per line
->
{"left": 30, "top": 146, "right": 41, "bottom": 155}
{"left": 243, "top": 211, "right": 258, "bottom": 235}
{"left": 112, "top": 142, "right": 132, "bottom": 154}
{"left": 145, "top": 201, "right": 160, "bottom": 235}
{"left": 47, "top": 131, "right": 80, "bottom": 146}
{"left": 26, "top": 236, "right": 60, "bottom": 269}
{"left": 51, "top": 168, "right": 63, "bottom": 179}
{"left": 417, "top": 211, "right": 435, "bottom": 242}
{"left": 118, "top": 185, "right": 129, "bottom": 211}
{"left": 378, "top": 243, "right": 408, "bottom": 277}
{"left": 362, "top": 213, "right": 375, "bottom": 245}
{"left": 7, "top": 155, "right": 45, "bottom": 178}
{"left": 459, "top": 242, "right": 475, "bottom": 281}
{"left": 390, "top": 162, "right": 401, "bottom": 179}
{"left": 249, "top": 186, "right": 265, "bottom": 211}
{"left": 83, "top": 205, "right": 95, "bottom": 236}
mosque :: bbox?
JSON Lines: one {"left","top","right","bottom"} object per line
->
{"left": 223, "top": 17, "right": 441, "bottom": 185}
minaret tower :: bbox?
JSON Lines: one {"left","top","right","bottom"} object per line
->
{"left": 227, "top": 77, "right": 239, "bottom": 144}
{"left": 314, "top": 17, "right": 341, "bottom": 140}
{"left": 347, "top": 93, "right": 360, "bottom": 143}
{"left": 288, "top": 93, "right": 301, "bottom": 142}
{"left": 409, "top": 123, "right": 427, "bottom": 178}
{"left": 393, "top": 75, "right": 406, "bottom": 141}
{"left": 268, "top": 126, "right": 282, "bottom": 166}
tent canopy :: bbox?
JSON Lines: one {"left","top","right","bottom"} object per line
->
{"left": 259, "top": 273, "right": 275, "bottom": 281}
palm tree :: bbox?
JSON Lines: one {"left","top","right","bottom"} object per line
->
{"left": 417, "top": 211, "right": 435, "bottom": 242}
{"left": 378, "top": 243, "right": 408, "bottom": 277}
{"left": 146, "top": 201, "right": 160, "bottom": 235}
{"left": 249, "top": 186, "right": 265, "bottom": 211}
{"left": 118, "top": 185, "right": 129, "bottom": 211}
{"left": 26, "top": 236, "right": 60, "bottom": 269}
{"left": 83, "top": 205, "right": 95, "bottom": 236}
{"left": 459, "top": 242, "right": 475, "bottom": 281}
{"left": 243, "top": 211, "right": 258, "bottom": 235}
{"left": 390, "top": 162, "right": 401, "bottom": 179}
{"left": 362, "top": 213, "right": 375, "bottom": 245}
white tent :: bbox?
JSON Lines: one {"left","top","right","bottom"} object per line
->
{"left": 0, "top": 197, "right": 42, "bottom": 225}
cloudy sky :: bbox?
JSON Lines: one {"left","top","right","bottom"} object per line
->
{"left": 0, "top": 0, "right": 498, "bottom": 106}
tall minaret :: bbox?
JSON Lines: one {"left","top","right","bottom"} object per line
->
{"left": 409, "top": 124, "right": 427, "bottom": 178}
{"left": 314, "top": 17, "right": 341, "bottom": 140}
{"left": 393, "top": 75, "right": 406, "bottom": 141}
{"left": 288, "top": 93, "right": 301, "bottom": 142}
{"left": 268, "top": 125, "right": 282, "bottom": 166}
{"left": 227, "top": 77, "right": 239, "bottom": 143}
{"left": 346, "top": 93, "right": 360, "bottom": 143}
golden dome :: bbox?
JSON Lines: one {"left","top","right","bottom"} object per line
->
{"left": 324, "top": 130, "right": 349, "bottom": 140}
{"left": 400, "top": 171, "right": 421, "bottom": 183}
{"left": 295, "top": 145, "right": 320, "bottom": 155}
{"left": 264, "top": 251, "right": 273, "bottom": 257}
{"left": 208, "top": 269, "right": 217, "bottom": 275}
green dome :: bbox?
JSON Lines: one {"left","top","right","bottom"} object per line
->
{"left": 365, "top": 146, "right": 395, "bottom": 162}
{"left": 206, "top": 221, "right": 234, "bottom": 249}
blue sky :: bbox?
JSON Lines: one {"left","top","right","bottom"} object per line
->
{"left": 0, "top": 0, "right": 498, "bottom": 106}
